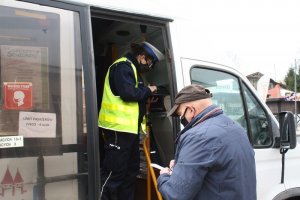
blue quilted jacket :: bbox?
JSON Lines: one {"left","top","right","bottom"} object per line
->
{"left": 157, "top": 105, "right": 257, "bottom": 200}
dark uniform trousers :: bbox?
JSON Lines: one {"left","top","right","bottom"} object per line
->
{"left": 100, "top": 129, "right": 140, "bottom": 200}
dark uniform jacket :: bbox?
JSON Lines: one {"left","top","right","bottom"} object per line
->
{"left": 109, "top": 53, "right": 151, "bottom": 126}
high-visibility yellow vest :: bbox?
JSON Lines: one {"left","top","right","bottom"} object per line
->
{"left": 98, "top": 57, "right": 144, "bottom": 134}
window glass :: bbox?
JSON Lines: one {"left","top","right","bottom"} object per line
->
{"left": 243, "top": 85, "right": 272, "bottom": 146}
{"left": 191, "top": 67, "right": 247, "bottom": 129}
{"left": 0, "top": 2, "right": 87, "bottom": 200}
{"left": 191, "top": 67, "right": 272, "bottom": 147}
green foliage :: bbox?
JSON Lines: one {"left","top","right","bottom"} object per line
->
{"left": 284, "top": 67, "right": 300, "bottom": 91}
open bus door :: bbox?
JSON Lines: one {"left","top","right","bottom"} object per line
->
{"left": 90, "top": 6, "right": 177, "bottom": 199}
{"left": 0, "top": 1, "right": 99, "bottom": 199}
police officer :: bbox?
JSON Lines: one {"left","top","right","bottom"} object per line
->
{"left": 99, "top": 42, "right": 164, "bottom": 200}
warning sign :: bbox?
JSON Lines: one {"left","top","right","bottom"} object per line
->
{"left": 3, "top": 82, "right": 32, "bottom": 110}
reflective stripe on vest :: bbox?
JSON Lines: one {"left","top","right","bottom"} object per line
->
{"left": 98, "top": 57, "right": 140, "bottom": 134}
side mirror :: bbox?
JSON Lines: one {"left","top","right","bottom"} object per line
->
{"left": 279, "top": 111, "right": 297, "bottom": 149}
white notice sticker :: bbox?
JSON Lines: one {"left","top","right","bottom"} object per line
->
{"left": 0, "top": 136, "right": 24, "bottom": 148}
{"left": 19, "top": 111, "right": 56, "bottom": 138}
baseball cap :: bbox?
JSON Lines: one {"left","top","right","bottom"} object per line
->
{"left": 167, "top": 84, "right": 212, "bottom": 117}
{"left": 142, "top": 41, "right": 165, "bottom": 62}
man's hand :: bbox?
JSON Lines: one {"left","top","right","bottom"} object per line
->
{"left": 169, "top": 160, "right": 175, "bottom": 171}
{"left": 160, "top": 167, "right": 172, "bottom": 175}
{"left": 159, "top": 159, "right": 175, "bottom": 175}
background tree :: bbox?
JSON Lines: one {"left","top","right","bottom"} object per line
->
{"left": 284, "top": 66, "right": 300, "bottom": 91}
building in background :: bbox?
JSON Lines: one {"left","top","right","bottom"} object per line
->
{"left": 246, "top": 72, "right": 293, "bottom": 99}
{"left": 247, "top": 72, "right": 300, "bottom": 119}
{"left": 247, "top": 72, "right": 264, "bottom": 89}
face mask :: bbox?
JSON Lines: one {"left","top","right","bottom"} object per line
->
{"left": 138, "top": 63, "right": 151, "bottom": 73}
{"left": 180, "top": 108, "right": 189, "bottom": 127}
{"left": 138, "top": 56, "right": 154, "bottom": 73}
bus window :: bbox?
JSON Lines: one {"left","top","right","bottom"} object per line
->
{"left": 0, "top": 1, "right": 88, "bottom": 200}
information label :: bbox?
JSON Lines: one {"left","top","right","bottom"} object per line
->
{"left": 19, "top": 112, "right": 56, "bottom": 138}
{"left": 0, "top": 136, "right": 24, "bottom": 148}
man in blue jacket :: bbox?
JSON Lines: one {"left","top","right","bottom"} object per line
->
{"left": 157, "top": 84, "right": 257, "bottom": 200}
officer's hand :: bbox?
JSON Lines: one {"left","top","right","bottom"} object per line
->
{"left": 148, "top": 85, "right": 157, "bottom": 93}
{"left": 148, "top": 97, "right": 158, "bottom": 104}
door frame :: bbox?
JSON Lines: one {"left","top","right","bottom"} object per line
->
{"left": 17, "top": 0, "right": 100, "bottom": 199}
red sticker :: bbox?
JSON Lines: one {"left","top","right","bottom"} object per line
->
{"left": 3, "top": 82, "right": 32, "bottom": 110}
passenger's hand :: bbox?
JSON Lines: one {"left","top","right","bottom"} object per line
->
{"left": 148, "top": 85, "right": 157, "bottom": 93}
{"left": 160, "top": 167, "right": 172, "bottom": 175}
{"left": 169, "top": 160, "right": 175, "bottom": 171}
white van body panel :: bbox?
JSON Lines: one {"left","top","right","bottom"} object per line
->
{"left": 180, "top": 57, "right": 300, "bottom": 199}
{"left": 1, "top": 0, "right": 300, "bottom": 199}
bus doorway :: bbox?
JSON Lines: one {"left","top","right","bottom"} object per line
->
{"left": 90, "top": 8, "right": 176, "bottom": 199}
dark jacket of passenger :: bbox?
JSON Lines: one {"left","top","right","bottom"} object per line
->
{"left": 157, "top": 105, "right": 257, "bottom": 200}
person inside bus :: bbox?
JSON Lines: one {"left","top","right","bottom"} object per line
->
{"left": 98, "top": 41, "right": 164, "bottom": 200}
{"left": 157, "top": 84, "right": 257, "bottom": 200}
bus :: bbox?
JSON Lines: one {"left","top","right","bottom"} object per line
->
{"left": 0, "top": 0, "right": 298, "bottom": 199}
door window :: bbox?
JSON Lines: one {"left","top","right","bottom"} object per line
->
{"left": 191, "top": 67, "right": 272, "bottom": 147}
{"left": 0, "top": 1, "right": 88, "bottom": 199}
{"left": 243, "top": 85, "right": 272, "bottom": 146}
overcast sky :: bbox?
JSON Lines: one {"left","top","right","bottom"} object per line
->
{"left": 228, "top": 0, "right": 300, "bottom": 82}
{"left": 180, "top": 0, "right": 300, "bottom": 82}
{"left": 87, "top": 0, "right": 300, "bottom": 81}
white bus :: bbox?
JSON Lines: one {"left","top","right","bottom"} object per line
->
{"left": 0, "top": 0, "right": 298, "bottom": 199}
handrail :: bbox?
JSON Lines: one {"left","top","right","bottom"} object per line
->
{"left": 143, "top": 136, "right": 163, "bottom": 200}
